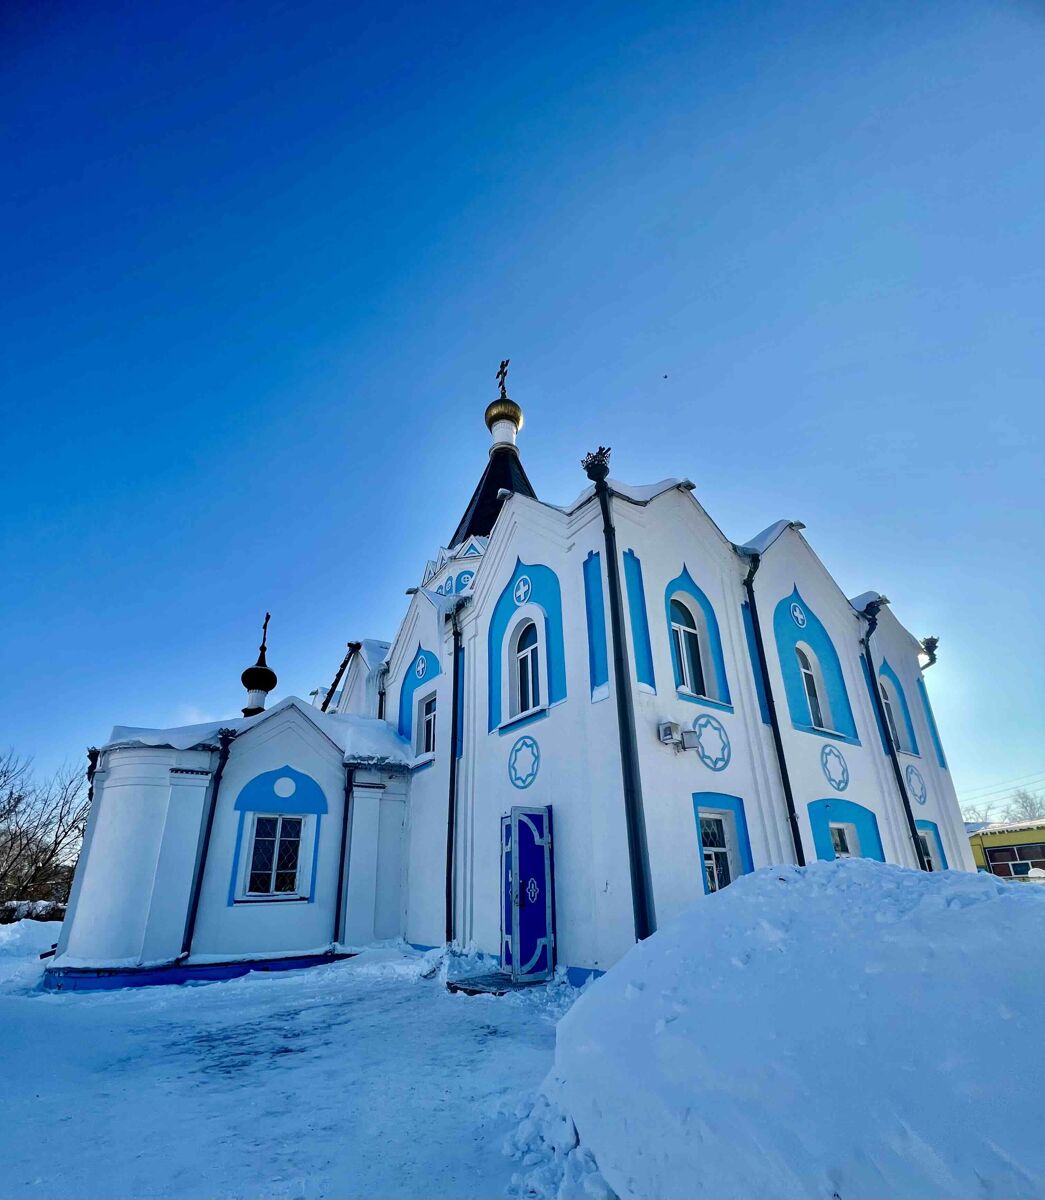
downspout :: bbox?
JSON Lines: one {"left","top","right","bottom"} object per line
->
{"left": 377, "top": 665, "right": 388, "bottom": 722}
{"left": 445, "top": 605, "right": 464, "bottom": 945}
{"left": 919, "top": 636, "right": 939, "bottom": 671}
{"left": 181, "top": 727, "right": 237, "bottom": 957}
{"left": 86, "top": 746, "right": 100, "bottom": 806}
{"left": 321, "top": 641, "right": 361, "bottom": 713}
{"left": 332, "top": 764, "right": 355, "bottom": 945}
{"left": 741, "top": 554, "right": 806, "bottom": 866}
{"left": 860, "top": 601, "right": 929, "bottom": 871}
{"left": 582, "top": 448, "right": 656, "bottom": 941}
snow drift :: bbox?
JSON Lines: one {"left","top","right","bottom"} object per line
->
{"left": 549, "top": 860, "right": 1045, "bottom": 1200}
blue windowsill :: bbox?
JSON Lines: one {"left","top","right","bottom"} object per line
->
{"left": 495, "top": 706, "right": 549, "bottom": 736}
{"left": 674, "top": 690, "right": 734, "bottom": 714}
{"left": 792, "top": 722, "right": 862, "bottom": 748}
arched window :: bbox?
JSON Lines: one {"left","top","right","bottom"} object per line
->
{"left": 514, "top": 621, "right": 540, "bottom": 716}
{"left": 879, "top": 681, "right": 903, "bottom": 751}
{"left": 670, "top": 599, "right": 707, "bottom": 696}
{"left": 796, "top": 645, "right": 831, "bottom": 731}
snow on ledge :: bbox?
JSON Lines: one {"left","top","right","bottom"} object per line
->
{"left": 557, "top": 477, "right": 690, "bottom": 515}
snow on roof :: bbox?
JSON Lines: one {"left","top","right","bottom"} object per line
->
{"left": 558, "top": 477, "right": 688, "bottom": 515}
{"left": 738, "top": 519, "right": 799, "bottom": 556}
{"left": 849, "top": 590, "right": 884, "bottom": 614}
{"left": 357, "top": 639, "right": 390, "bottom": 672}
{"left": 969, "top": 818, "right": 1045, "bottom": 837}
{"left": 107, "top": 696, "right": 411, "bottom": 769}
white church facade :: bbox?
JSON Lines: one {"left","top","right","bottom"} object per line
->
{"left": 48, "top": 379, "right": 973, "bottom": 990}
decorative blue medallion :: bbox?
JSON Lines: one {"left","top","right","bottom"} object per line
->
{"left": 790, "top": 601, "right": 807, "bottom": 629}
{"left": 692, "top": 714, "right": 731, "bottom": 772}
{"left": 508, "top": 735, "right": 541, "bottom": 789}
{"left": 821, "top": 744, "right": 849, "bottom": 792}
{"left": 514, "top": 575, "right": 532, "bottom": 606}
{"left": 906, "top": 764, "right": 927, "bottom": 805}
{"left": 415, "top": 657, "right": 428, "bottom": 679}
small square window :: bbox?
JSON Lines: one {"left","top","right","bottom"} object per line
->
{"left": 830, "top": 823, "right": 858, "bottom": 859}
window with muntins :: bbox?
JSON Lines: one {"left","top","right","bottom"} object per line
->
{"left": 514, "top": 621, "right": 541, "bottom": 716}
{"left": 796, "top": 646, "right": 829, "bottom": 730}
{"left": 419, "top": 694, "right": 437, "bottom": 755}
{"left": 700, "top": 815, "right": 732, "bottom": 892}
{"left": 670, "top": 599, "right": 707, "bottom": 696}
{"left": 248, "top": 815, "right": 302, "bottom": 895}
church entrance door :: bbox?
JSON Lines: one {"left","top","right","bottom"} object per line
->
{"left": 500, "top": 806, "right": 555, "bottom": 982}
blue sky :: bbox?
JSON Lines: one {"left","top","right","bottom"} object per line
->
{"left": 2, "top": 0, "right": 1042, "bottom": 807}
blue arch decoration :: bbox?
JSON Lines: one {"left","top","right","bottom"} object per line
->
{"left": 773, "top": 587, "right": 859, "bottom": 744}
{"left": 879, "top": 660, "right": 920, "bottom": 756}
{"left": 807, "top": 798, "right": 884, "bottom": 862}
{"left": 692, "top": 792, "right": 753, "bottom": 894}
{"left": 917, "top": 678, "right": 948, "bottom": 769}
{"left": 455, "top": 569, "right": 475, "bottom": 593}
{"left": 623, "top": 550, "right": 656, "bottom": 691}
{"left": 582, "top": 551, "right": 609, "bottom": 698}
{"left": 488, "top": 558, "right": 566, "bottom": 732}
{"left": 664, "top": 566, "right": 732, "bottom": 710}
{"left": 915, "top": 818, "right": 949, "bottom": 870}
{"left": 398, "top": 644, "right": 442, "bottom": 741}
{"left": 228, "top": 766, "right": 329, "bottom": 906}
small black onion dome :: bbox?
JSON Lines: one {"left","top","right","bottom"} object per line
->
{"left": 242, "top": 613, "right": 277, "bottom": 693}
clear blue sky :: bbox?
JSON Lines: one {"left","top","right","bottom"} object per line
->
{"left": 2, "top": 0, "right": 1042, "bottom": 808}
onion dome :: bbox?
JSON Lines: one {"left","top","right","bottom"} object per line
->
{"left": 242, "top": 613, "right": 277, "bottom": 716}
{"left": 484, "top": 397, "right": 524, "bottom": 436}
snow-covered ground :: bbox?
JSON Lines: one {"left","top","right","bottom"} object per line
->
{"left": 0, "top": 930, "right": 582, "bottom": 1200}
{"left": 549, "top": 860, "right": 1045, "bottom": 1200}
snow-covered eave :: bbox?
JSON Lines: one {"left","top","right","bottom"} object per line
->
{"left": 105, "top": 696, "right": 412, "bottom": 769}
{"left": 969, "top": 818, "right": 1045, "bottom": 838}
{"left": 736, "top": 519, "right": 804, "bottom": 558}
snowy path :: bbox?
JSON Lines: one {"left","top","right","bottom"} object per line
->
{"left": 0, "top": 933, "right": 568, "bottom": 1200}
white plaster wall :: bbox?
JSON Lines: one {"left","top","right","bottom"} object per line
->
{"left": 610, "top": 489, "right": 795, "bottom": 928}
{"left": 189, "top": 709, "right": 348, "bottom": 959}
{"left": 871, "top": 606, "right": 975, "bottom": 872}
{"left": 58, "top": 746, "right": 213, "bottom": 963}
{"left": 754, "top": 528, "right": 923, "bottom": 867}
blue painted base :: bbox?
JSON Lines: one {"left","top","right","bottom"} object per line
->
{"left": 43, "top": 951, "right": 353, "bottom": 993}
{"left": 566, "top": 966, "right": 605, "bottom": 987}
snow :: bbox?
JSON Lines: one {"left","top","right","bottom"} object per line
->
{"left": 548, "top": 859, "right": 1045, "bottom": 1200}
{"left": 849, "top": 589, "right": 884, "bottom": 613}
{"left": 559, "top": 479, "right": 688, "bottom": 515}
{"left": 0, "top": 935, "right": 572, "bottom": 1199}
{"left": 108, "top": 696, "right": 411, "bottom": 768}
{"left": 738, "top": 518, "right": 799, "bottom": 556}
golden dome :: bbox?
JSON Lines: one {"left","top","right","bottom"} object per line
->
{"left": 484, "top": 397, "right": 524, "bottom": 433}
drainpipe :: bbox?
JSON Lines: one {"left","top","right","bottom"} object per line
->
{"left": 741, "top": 554, "right": 806, "bottom": 866}
{"left": 859, "top": 601, "right": 929, "bottom": 871}
{"left": 582, "top": 447, "right": 656, "bottom": 941}
{"left": 332, "top": 764, "right": 355, "bottom": 945}
{"left": 86, "top": 746, "right": 100, "bottom": 806}
{"left": 919, "top": 636, "right": 939, "bottom": 671}
{"left": 321, "top": 642, "right": 361, "bottom": 713}
{"left": 181, "top": 727, "right": 237, "bottom": 957}
{"left": 445, "top": 606, "right": 464, "bottom": 945}
{"left": 377, "top": 665, "right": 388, "bottom": 722}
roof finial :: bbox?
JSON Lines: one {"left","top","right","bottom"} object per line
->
{"left": 484, "top": 359, "right": 523, "bottom": 450}
{"left": 497, "top": 359, "right": 509, "bottom": 399}
{"left": 242, "top": 612, "right": 277, "bottom": 716}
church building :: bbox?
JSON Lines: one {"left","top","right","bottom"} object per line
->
{"left": 48, "top": 371, "right": 973, "bottom": 990}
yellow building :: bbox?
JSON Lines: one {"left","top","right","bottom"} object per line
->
{"left": 967, "top": 819, "right": 1045, "bottom": 881}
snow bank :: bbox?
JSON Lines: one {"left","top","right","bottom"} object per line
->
{"left": 0, "top": 918, "right": 60, "bottom": 958}
{"left": 550, "top": 860, "right": 1045, "bottom": 1200}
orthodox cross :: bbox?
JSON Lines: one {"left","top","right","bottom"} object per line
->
{"left": 260, "top": 611, "right": 271, "bottom": 653}
{"left": 497, "top": 359, "right": 510, "bottom": 399}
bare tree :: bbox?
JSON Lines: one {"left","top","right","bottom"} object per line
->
{"left": 1005, "top": 788, "right": 1045, "bottom": 823}
{"left": 961, "top": 798, "right": 1001, "bottom": 824}
{"left": 0, "top": 752, "right": 90, "bottom": 906}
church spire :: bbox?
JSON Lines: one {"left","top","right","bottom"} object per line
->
{"left": 241, "top": 612, "right": 277, "bottom": 717}
{"left": 448, "top": 360, "right": 536, "bottom": 547}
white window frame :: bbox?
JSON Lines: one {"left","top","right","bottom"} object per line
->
{"left": 669, "top": 596, "right": 714, "bottom": 700}
{"left": 879, "top": 677, "right": 911, "bottom": 754}
{"left": 918, "top": 832, "right": 937, "bottom": 872}
{"left": 796, "top": 642, "right": 833, "bottom": 732}
{"left": 502, "top": 606, "right": 549, "bottom": 725}
{"left": 417, "top": 691, "right": 437, "bottom": 758}
{"left": 697, "top": 807, "right": 741, "bottom": 893}
{"left": 244, "top": 812, "right": 307, "bottom": 899}
{"left": 829, "top": 821, "right": 859, "bottom": 859}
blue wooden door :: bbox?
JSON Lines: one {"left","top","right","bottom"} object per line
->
{"left": 502, "top": 806, "right": 555, "bottom": 982}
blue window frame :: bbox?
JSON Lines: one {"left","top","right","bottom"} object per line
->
{"left": 664, "top": 566, "right": 732, "bottom": 711}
